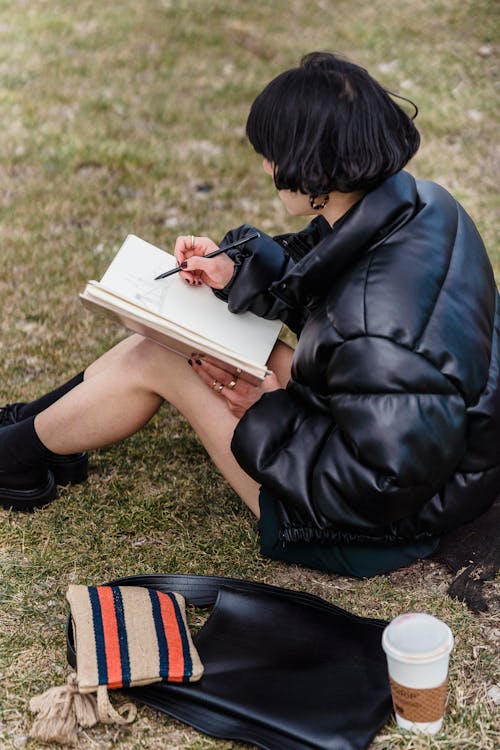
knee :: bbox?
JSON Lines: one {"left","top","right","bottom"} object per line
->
{"left": 123, "top": 337, "right": 172, "bottom": 378}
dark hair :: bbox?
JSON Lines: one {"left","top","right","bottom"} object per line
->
{"left": 246, "top": 51, "right": 420, "bottom": 194}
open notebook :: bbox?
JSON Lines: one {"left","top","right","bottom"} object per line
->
{"left": 80, "top": 235, "right": 282, "bottom": 383}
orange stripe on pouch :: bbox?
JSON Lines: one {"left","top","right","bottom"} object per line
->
{"left": 158, "top": 594, "right": 184, "bottom": 681}
{"left": 96, "top": 586, "right": 123, "bottom": 689}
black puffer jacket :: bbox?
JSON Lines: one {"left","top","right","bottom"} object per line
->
{"left": 219, "top": 171, "right": 500, "bottom": 545}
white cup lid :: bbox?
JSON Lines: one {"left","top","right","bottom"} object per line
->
{"left": 382, "top": 613, "right": 454, "bottom": 663}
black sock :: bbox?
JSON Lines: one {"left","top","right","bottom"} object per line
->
{"left": 0, "top": 416, "right": 56, "bottom": 473}
{"left": 15, "top": 371, "right": 84, "bottom": 419}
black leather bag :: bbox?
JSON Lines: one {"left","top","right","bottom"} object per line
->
{"left": 66, "top": 574, "right": 392, "bottom": 750}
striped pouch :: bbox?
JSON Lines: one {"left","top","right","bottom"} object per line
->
{"left": 29, "top": 584, "right": 203, "bottom": 746}
{"left": 68, "top": 584, "right": 203, "bottom": 690}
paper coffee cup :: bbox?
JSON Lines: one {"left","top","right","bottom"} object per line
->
{"left": 382, "top": 613, "right": 454, "bottom": 734}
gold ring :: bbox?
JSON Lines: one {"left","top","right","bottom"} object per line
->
{"left": 191, "top": 235, "right": 195, "bottom": 249}
{"left": 227, "top": 380, "right": 237, "bottom": 390}
{"left": 211, "top": 379, "right": 218, "bottom": 390}
{"left": 215, "top": 383, "right": 224, "bottom": 393}
{"left": 235, "top": 368, "right": 242, "bottom": 375}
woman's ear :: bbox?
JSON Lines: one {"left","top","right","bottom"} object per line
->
{"left": 262, "top": 159, "right": 274, "bottom": 176}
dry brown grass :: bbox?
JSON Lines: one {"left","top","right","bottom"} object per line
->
{"left": 0, "top": 1, "right": 498, "bottom": 748}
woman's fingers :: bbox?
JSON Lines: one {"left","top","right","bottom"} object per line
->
{"left": 174, "top": 235, "right": 218, "bottom": 264}
{"left": 188, "top": 358, "right": 281, "bottom": 418}
{"left": 182, "top": 254, "right": 235, "bottom": 289}
{"left": 190, "top": 358, "right": 244, "bottom": 394}
{"left": 173, "top": 235, "right": 233, "bottom": 288}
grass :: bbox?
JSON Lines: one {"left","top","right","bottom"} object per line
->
{"left": 0, "top": 0, "right": 499, "bottom": 748}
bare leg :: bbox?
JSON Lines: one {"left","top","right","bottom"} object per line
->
{"left": 82, "top": 334, "right": 146, "bottom": 379}
{"left": 35, "top": 336, "right": 294, "bottom": 516}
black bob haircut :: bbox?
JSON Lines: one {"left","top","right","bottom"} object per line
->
{"left": 246, "top": 51, "right": 420, "bottom": 195}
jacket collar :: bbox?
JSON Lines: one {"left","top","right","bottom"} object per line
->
{"left": 274, "top": 215, "right": 332, "bottom": 262}
{"left": 270, "top": 171, "right": 419, "bottom": 307}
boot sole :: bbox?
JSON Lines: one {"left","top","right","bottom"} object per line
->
{"left": 48, "top": 452, "right": 88, "bottom": 485}
{"left": 0, "top": 471, "right": 57, "bottom": 512}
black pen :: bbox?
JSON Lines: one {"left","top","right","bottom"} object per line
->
{"left": 154, "top": 231, "right": 260, "bottom": 280}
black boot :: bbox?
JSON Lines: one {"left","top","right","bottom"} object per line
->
{"left": 0, "top": 466, "right": 56, "bottom": 512}
{"left": 0, "top": 401, "right": 88, "bottom": 486}
{"left": 0, "top": 417, "right": 58, "bottom": 512}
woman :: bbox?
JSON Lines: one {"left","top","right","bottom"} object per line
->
{"left": 1, "top": 52, "right": 498, "bottom": 578}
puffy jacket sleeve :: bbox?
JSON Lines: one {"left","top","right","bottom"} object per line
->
{"left": 213, "top": 224, "right": 304, "bottom": 333}
{"left": 231, "top": 335, "right": 467, "bottom": 531}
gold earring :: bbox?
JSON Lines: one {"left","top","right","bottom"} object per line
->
{"left": 309, "top": 194, "right": 330, "bottom": 210}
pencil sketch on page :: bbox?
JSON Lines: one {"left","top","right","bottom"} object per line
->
{"left": 99, "top": 236, "right": 177, "bottom": 316}
{"left": 120, "top": 271, "right": 172, "bottom": 316}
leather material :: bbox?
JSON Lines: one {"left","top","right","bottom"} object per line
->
{"left": 0, "top": 469, "right": 56, "bottom": 511}
{"left": 67, "top": 574, "right": 392, "bottom": 750}
{"left": 218, "top": 172, "right": 499, "bottom": 545}
{"left": 0, "top": 466, "right": 49, "bottom": 491}
{"left": 46, "top": 452, "right": 88, "bottom": 485}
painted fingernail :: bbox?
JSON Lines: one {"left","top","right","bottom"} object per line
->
{"left": 188, "top": 358, "right": 193, "bottom": 366}
{"left": 195, "top": 359, "right": 202, "bottom": 365}
{"left": 180, "top": 260, "right": 188, "bottom": 269}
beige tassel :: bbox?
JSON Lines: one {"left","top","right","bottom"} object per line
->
{"left": 96, "top": 685, "right": 136, "bottom": 724}
{"left": 29, "top": 673, "right": 137, "bottom": 746}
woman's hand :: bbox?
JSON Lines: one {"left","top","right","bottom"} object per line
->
{"left": 189, "top": 357, "right": 282, "bottom": 419}
{"left": 174, "top": 235, "right": 235, "bottom": 289}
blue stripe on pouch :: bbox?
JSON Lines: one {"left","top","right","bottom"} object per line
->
{"left": 88, "top": 586, "right": 108, "bottom": 685}
{"left": 111, "top": 587, "right": 131, "bottom": 688}
{"left": 148, "top": 589, "right": 169, "bottom": 679}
